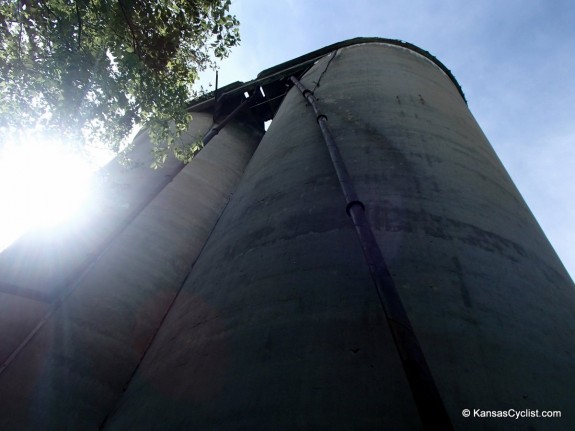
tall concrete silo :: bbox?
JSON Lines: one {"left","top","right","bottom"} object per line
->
{"left": 1, "top": 38, "right": 574, "bottom": 430}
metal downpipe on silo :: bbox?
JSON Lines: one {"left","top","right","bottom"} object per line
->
{"left": 290, "top": 75, "right": 453, "bottom": 430}
{"left": 202, "top": 90, "right": 258, "bottom": 143}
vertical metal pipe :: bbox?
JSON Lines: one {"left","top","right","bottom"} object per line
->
{"left": 290, "top": 75, "right": 453, "bottom": 430}
{"left": 203, "top": 91, "right": 258, "bottom": 143}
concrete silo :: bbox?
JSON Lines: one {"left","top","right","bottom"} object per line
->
{"left": 0, "top": 38, "right": 574, "bottom": 430}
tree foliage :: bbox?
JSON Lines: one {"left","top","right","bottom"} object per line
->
{"left": 0, "top": 0, "right": 239, "bottom": 163}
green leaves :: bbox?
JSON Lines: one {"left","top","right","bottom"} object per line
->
{"left": 0, "top": 0, "right": 240, "bottom": 165}
{"left": 172, "top": 135, "right": 204, "bottom": 165}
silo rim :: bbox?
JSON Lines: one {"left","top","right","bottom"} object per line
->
{"left": 256, "top": 37, "right": 466, "bottom": 103}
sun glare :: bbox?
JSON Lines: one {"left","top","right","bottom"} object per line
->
{"left": 0, "top": 135, "right": 94, "bottom": 252}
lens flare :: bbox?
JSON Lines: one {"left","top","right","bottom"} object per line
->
{"left": 0, "top": 136, "right": 94, "bottom": 251}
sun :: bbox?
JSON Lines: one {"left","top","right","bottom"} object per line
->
{"left": 0, "top": 134, "right": 94, "bottom": 252}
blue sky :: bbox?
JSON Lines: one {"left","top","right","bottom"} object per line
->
{"left": 203, "top": 0, "right": 575, "bottom": 279}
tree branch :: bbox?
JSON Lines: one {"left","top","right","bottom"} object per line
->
{"left": 117, "top": 0, "right": 140, "bottom": 59}
{"left": 38, "top": 0, "right": 61, "bottom": 22}
{"left": 75, "top": 0, "right": 82, "bottom": 49}
{"left": 16, "top": 1, "right": 24, "bottom": 64}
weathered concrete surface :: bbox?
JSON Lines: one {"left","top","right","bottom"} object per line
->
{"left": 104, "top": 44, "right": 575, "bottom": 430}
{"left": 304, "top": 44, "right": 575, "bottom": 430}
{"left": 0, "top": 293, "right": 48, "bottom": 365}
{"left": 0, "top": 113, "right": 262, "bottom": 431}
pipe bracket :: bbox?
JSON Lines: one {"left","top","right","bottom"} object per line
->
{"left": 346, "top": 200, "right": 365, "bottom": 216}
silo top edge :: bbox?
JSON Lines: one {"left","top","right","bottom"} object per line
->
{"left": 257, "top": 37, "right": 467, "bottom": 103}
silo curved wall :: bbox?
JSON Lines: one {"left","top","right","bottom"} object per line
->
{"left": 105, "top": 43, "right": 575, "bottom": 430}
